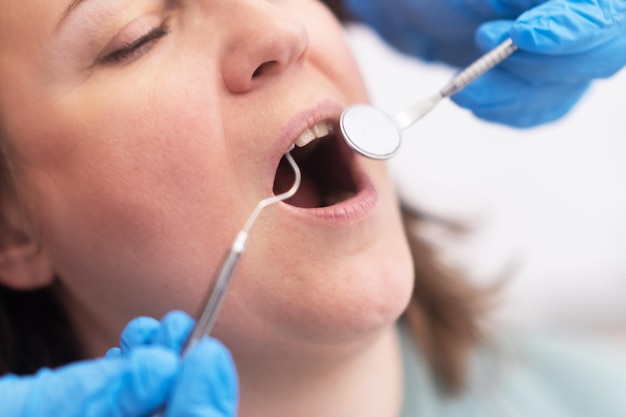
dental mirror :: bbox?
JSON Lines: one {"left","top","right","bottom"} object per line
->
{"left": 340, "top": 38, "right": 518, "bottom": 160}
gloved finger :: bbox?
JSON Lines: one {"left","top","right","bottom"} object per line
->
{"left": 120, "top": 311, "right": 194, "bottom": 354}
{"left": 451, "top": 68, "right": 590, "bottom": 127}
{"left": 105, "top": 347, "right": 122, "bottom": 359}
{"left": 120, "top": 316, "right": 161, "bottom": 354}
{"left": 463, "top": 0, "right": 547, "bottom": 19}
{"left": 344, "top": 0, "right": 484, "bottom": 64}
{"left": 150, "top": 310, "right": 195, "bottom": 352}
{"left": 2, "top": 346, "right": 178, "bottom": 417}
{"left": 386, "top": 0, "right": 544, "bottom": 64}
{"left": 478, "top": 20, "right": 626, "bottom": 82}
{"left": 166, "top": 338, "right": 239, "bottom": 417}
{"left": 512, "top": 0, "right": 626, "bottom": 54}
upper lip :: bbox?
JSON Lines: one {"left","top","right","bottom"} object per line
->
{"left": 269, "top": 100, "right": 344, "bottom": 182}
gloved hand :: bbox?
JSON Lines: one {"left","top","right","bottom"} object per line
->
{"left": 0, "top": 311, "right": 238, "bottom": 417}
{"left": 0, "top": 345, "right": 179, "bottom": 417}
{"left": 345, "top": 0, "right": 626, "bottom": 127}
{"left": 107, "top": 311, "right": 239, "bottom": 417}
{"left": 344, "top": 0, "right": 546, "bottom": 65}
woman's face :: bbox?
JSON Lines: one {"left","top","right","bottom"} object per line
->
{"left": 0, "top": 0, "right": 413, "bottom": 360}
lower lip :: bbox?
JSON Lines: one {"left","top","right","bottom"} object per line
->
{"left": 276, "top": 159, "right": 378, "bottom": 224}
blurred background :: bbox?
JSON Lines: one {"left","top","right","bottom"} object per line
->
{"left": 345, "top": 24, "right": 626, "bottom": 342}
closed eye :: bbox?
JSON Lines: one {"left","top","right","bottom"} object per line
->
{"left": 96, "top": 24, "right": 169, "bottom": 66}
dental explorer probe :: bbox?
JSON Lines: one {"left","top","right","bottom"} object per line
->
{"left": 182, "top": 149, "right": 301, "bottom": 351}
{"left": 340, "top": 37, "right": 518, "bottom": 160}
{"left": 152, "top": 150, "right": 301, "bottom": 417}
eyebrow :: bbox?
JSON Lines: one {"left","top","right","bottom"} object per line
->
{"left": 57, "top": 0, "right": 87, "bottom": 27}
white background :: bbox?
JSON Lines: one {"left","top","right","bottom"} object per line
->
{"left": 346, "top": 25, "right": 626, "bottom": 339}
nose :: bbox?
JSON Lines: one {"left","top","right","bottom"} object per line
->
{"left": 221, "top": 1, "right": 309, "bottom": 94}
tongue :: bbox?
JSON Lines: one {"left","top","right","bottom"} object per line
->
{"left": 273, "top": 157, "right": 321, "bottom": 208}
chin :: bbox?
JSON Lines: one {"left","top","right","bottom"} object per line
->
{"left": 211, "top": 228, "right": 413, "bottom": 366}
{"left": 336, "top": 243, "right": 414, "bottom": 333}
{"left": 279, "top": 238, "right": 413, "bottom": 344}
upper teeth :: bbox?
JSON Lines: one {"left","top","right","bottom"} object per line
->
{"left": 294, "top": 121, "right": 333, "bottom": 148}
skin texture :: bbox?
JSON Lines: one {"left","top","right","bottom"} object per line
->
{"left": 0, "top": 1, "right": 414, "bottom": 416}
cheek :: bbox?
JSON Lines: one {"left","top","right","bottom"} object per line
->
{"left": 8, "top": 80, "right": 252, "bottom": 318}
{"left": 298, "top": 3, "right": 370, "bottom": 103}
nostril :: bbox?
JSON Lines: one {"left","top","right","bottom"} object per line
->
{"left": 252, "top": 61, "right": 278, "bottom": 78}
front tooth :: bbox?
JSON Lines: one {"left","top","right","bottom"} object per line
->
{"left": 312, "top": 122, "right": 330, "bottom": 138}
{"left": 295, "top": 128, "right": 316, "bottom": 147}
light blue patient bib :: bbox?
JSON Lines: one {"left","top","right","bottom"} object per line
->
{"left": 399, "top": 323, "right": 626, "bottom": 417}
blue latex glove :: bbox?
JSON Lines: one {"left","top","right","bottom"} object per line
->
{"left": 345, "top": 0, "right": 626, "bottom": 127}
{"left": 344, "top": 0, "right": 547, "bottom": 65}
{"left": 0, "top": 312, "right": 238, "bottom": 417}
{"left": 0, "top": 347, "right": 177, "bottom": 417}
{"left": 108, "top": 311, "right": 239, "bottom": 417}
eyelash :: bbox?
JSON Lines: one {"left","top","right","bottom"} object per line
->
{"left": 98, "top": 24, "right": 169, "bottom": 65}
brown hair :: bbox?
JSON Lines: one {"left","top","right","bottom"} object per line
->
{"left": 401, "top": 208, "right": 484, "bottom": 393}
{"left": 321, "top": 0, "right": 351, "bottom": 21}
{"left": 0, "top": 151, "right": 83, "bottom": 374}
{"left": 0, "top": 285, "right": 82, "bottom": 375}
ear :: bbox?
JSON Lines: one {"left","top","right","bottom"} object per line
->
{"left": 0, "top": 201, "right": 54, "bottom": 290}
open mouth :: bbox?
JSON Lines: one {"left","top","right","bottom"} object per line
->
{"left": 273, "top": 121, "right": 360, "bottom": 208}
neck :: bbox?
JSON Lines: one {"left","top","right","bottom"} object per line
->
{"left": 237, "top": 325, "right": 404, "bottom": 417}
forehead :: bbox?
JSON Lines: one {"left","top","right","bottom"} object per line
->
{"left": 0, "top": 0, "right": 64, "bottom": 111}
{"left": 0, "top": 0, "right": 62, "bottom": 45}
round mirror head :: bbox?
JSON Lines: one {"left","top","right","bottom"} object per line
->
{"left": 339, "top": 104, "right": 401, "bottom": 160}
